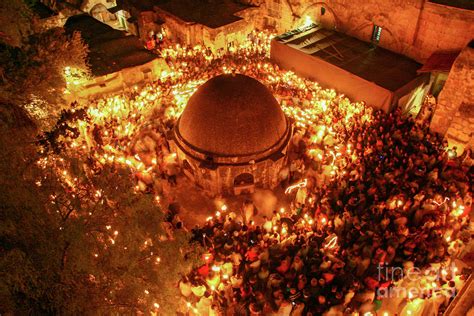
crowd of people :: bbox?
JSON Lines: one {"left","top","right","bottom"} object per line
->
{"left": 59, "top": 31, "right": 281, "bottom": 195}
{"left": 179, "top": 102, "right": 471, "bottom": 314}
{"left": 52, "top": 30, "right": 473, "bottom": 315}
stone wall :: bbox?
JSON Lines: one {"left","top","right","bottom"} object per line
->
{"left": 269, "top": 0, "right": 474, "bottom": 62}
{"left": 156, "top": 7, "right": 260, "bottom": 53}
{"left": 412, "top": 2, "right": 474, "bottom": 61}
{"left": 67, "top": 58, "right": 169, "bottom": 100}
{"left": 173, "top": 140, "right": 286, "bottom": 196}
{"left": 138, "top": 11, "right": 160, "bottom": 39}
{"left": 430, "top": 45, "right": 474, "bottom": 153}
{"left": 170, "top": 121, "right": 292, "bottom": 195}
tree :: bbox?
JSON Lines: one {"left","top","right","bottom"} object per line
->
{"left": 0, "top": 0, "right": 90, "bottom": 128}
{"left": 0, "top": 113, "right": 202, "bottom": 314}
{"left": 0, "top": 27, "right": 90, "bottom": 128}
{"left": 0, "top": 0, "right": 33, "bottom": 47}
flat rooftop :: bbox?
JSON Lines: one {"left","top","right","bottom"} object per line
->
{"left": 429, "top": 0, "right": 474, "bottom": 10}
{"left": 154, "top": 0, "right": 250, "bottom": 28}
{"left": 64, "top": 15, "right": 156, "bottom": 77}
{"left": 278, "top": 27, "right": 421, "bottom": 91}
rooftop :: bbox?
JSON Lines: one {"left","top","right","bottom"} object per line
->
{"left": 429, "top": 0, "right": 474, "bottom": 10}
{"left": 154, "top": 0, "right": 250, "bottom": 28}
{"left": 64, "top": 15, "right": 156, "bottom": 77}
{"left": 280, "top": 27, "right": 421, "bottom": 91}
{"left": 418, "top": 51, "right": 460, "bottom": 73}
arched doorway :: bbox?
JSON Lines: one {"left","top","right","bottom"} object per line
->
{"left": 299, "top": 3, "right": 338, "bottom": 30}
{"left": 233, "top": 172, "right": 255, "bottom": 195}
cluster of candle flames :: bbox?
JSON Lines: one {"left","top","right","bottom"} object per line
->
{"left": 38, "top": 30, "right": 468, "bottom": 315}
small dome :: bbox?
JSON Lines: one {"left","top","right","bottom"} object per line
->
{"left": 176, "top": 74, "right": 288, "bottom": 157}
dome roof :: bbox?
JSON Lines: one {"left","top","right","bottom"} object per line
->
{"left": 176, "top": 74, "right": 288, "bottom": 157}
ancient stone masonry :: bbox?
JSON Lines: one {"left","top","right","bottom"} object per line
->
{"left": 169, "top": 74, "right": 292, "bottom": 196}
{"left": 430, "top": 45, "right": 474, "bottom": 153}
{"left": 270, "top": 0, "right": 474, "bottom": 62}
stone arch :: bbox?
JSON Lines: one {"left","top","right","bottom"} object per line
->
{"left": 234, "top": 172, "right": 254, "bottom": 186}
{"left": 300, "top": 2, "right": 339, "bottom": 30}
{"left": 352, "top": 19, "right": 405, "bottom": 54}
{"left": 233, "top": 172, "right": 255, "bottom": 195}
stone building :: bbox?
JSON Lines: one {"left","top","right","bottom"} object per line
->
{"left": 270, "top": 27, "right": 426, "bottom": 113}
{"left": 154, "top": 3, "right": 261, "bottom": 53}
{"left": 41, "top": 0, "right": 473, "bottom": 62}
{"left": 266, "top": 0, "right": 473, "bottom": 152}
{"left": 63, "top": 15, "right": 168, "bottom": 99}
{"left": 170, "top": 74, "right": 292, "bottom": 196}
{"left": 40, "top": 0, "right": 136, "bottom": 33}
{"left": 120, "top": 0, "right": 263, "bottom": 53}
{"left": 430, "top": 42, "right": 474, "bottom": 153}
{"left": 264, "top": 0, "right": 474, "bottom": 62}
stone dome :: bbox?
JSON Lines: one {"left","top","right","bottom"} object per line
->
{"left": 176, "top": 74, "right": 288, "bottom": 158}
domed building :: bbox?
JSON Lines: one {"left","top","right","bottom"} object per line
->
{"left": 170, "top": 74, "right": 292, "bottom": 195}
